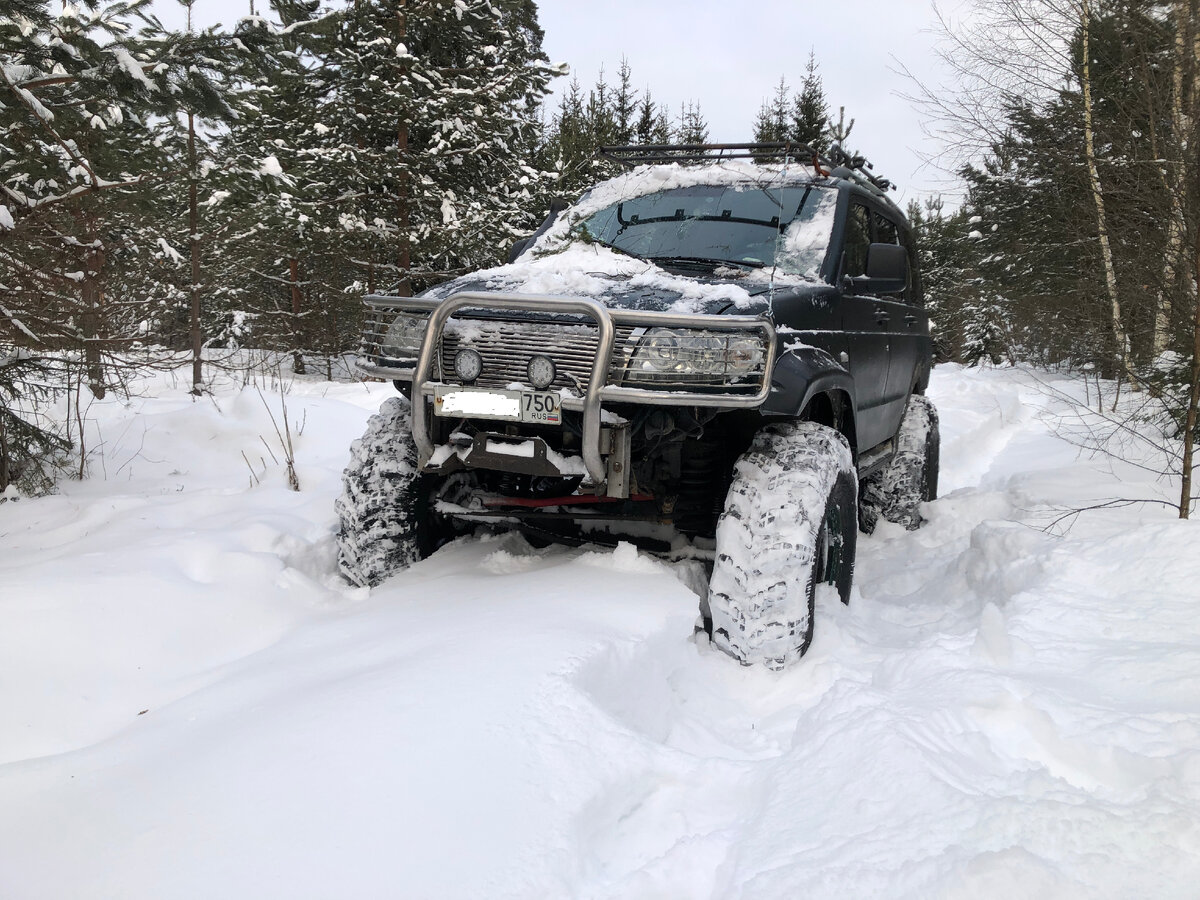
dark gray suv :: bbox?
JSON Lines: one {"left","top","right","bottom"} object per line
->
{"left": 337, "top": 143, "right": 939, "bottom": 669}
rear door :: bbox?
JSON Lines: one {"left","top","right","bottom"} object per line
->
{"left": 840, "top": 200, "right": 892, "bottom": 450}
{"left": 873, "top": 211, "right": 923, "bottom": 434}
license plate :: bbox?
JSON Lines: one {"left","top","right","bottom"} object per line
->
{"left": 434, "top": 386, "right": 561, "bottom": 426}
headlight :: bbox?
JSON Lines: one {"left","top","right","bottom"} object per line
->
{"left": 627, "top": 328, "right": 766, "bottom": 384}
{"left": 725, "top": 336, "right": 766, "bottom": 375}
{"left": 380, "top": 312, "right": 428, "bottom": 363}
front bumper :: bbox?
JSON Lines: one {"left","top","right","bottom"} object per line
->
{"left": 356, "top": 291, "right": 777, "bottom": 493}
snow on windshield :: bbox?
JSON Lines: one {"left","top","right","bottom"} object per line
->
{"left": 424, "top": 161, "right": 836, "bottom": 312}
{"left": 775, "top": 188, "right": 838, "bottom": 277}
{"left": 571, "top": 181, "right": 835, "bottom": 278}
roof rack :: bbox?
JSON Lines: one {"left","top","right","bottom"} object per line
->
{"left": 596, "top": 142, "right": 895, "bottom": 195}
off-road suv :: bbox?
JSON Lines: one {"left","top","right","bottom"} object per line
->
{"left": 336, "top": 143, "right": 939, "bottom": 669}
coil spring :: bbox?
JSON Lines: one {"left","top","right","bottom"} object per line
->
{"left": 493, "top": 471, "right": 525, "bottom": 497}
{"left": 673, "top": 440, "right": 725, "bottom": 537}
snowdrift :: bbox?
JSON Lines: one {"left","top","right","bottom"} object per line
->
{"left": 2, "top": 364, "right": 1199, "bottom": 898}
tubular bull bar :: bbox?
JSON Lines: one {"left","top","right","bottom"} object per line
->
{"left": 356, "top": 291, "right": 777, "bottom": 491}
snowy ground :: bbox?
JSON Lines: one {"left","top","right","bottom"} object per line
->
{"left": 2, "top": 363, "right": 1199, "bottom": 899}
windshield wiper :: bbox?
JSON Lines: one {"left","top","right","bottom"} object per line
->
{"left": 580, "top": 235, "right": 647, "bottom": 261}
{"left": 645, "top": 255, "right": 766, "bottom": 271}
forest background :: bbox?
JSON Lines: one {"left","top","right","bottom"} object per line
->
{"left": 1, "top": 0, "right": 1199, "bottom": 514}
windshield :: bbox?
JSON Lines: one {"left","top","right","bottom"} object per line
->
{"left": 573, "top": 182, "right": 836, "bottom": 277}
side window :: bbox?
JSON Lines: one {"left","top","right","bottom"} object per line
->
{"left": 873, "top": 212, "right": 899, "bottom": 247}
{"left": 873, "top": 210, "right": 917, "bottom": 303}
{"left": 843, "top": 203, "right": 871, "bottom": 278}
{"left": 900, "top": 227, "right": 922, "bottom": 306}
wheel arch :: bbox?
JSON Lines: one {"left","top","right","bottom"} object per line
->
{"left": 800, "top": 389, "right": 858, "bottom": 461}
{"left": 761, "top": 346, "right": 860, "bottom": 459}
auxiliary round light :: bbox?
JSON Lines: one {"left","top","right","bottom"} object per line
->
{"left": 526, "top": 355, "right": 556, "bottom": 390}
{"left": 453, "top": 348, "right": 483, "bottom": 383}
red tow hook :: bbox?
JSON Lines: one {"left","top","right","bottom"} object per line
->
{"left": 482, "top": 493, "right": 655, "bottom": 509}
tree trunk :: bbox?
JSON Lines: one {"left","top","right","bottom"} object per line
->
{"left": 289, "top": 256, "right": 306, "bottom": 375}
{"left": 188, "top": 112, "right": 203, "bottom": 395}
{"left": 80, "top": 214, "right": 106, "bottom": 400}
{"left": 0, "top": 411, "right": 10, "bottom": 492}
{"left": 1178, "top": 1, "right": 1199, "bottom": 518}
{"left": 1155, "top": 1, "right": 1198, "bottom": 358}
{"left": 1180, "top": 225, "right": 1200, "bottom": 518}
{"left": 395, "top": 1, "right": 412, "bottom": 297}
{"left": 1080, "top": 0, "right": 1139, "bottom": 388}
{"left": 1156, "top": 205, "right": 1189, "bottom": 357}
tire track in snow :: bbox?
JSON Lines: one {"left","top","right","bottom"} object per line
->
{"left": 560, "top": 365, "right": 1200, "bottom": 898}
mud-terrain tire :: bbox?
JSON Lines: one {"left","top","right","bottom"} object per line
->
{"left": 859, "top": 394, "right": 940, "bottom": 533}
{"left": 336, "top": 396, "right": 438, "bottom": 587}
{"left": 708, "top": 422, "right": 857, "bottom": 670}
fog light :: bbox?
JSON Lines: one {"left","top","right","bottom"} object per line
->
{"left": 527, "top": 355, "right": 556, "bottom": 390}
{"left": 454, "top": 348, "right": 483, "bottom": 383}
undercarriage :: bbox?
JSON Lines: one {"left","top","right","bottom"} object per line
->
{"left": 423, "top": 403, "right": 759, "bottom": 557}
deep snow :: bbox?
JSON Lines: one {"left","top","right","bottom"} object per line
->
{"left": 2, "top": 363, "right": 1199, "bottom": 899}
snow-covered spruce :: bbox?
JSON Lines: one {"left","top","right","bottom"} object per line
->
{"left": 335, "top": 397, "right": 431, "bottom": 587}
{"left": 859, "top": 394, "right": 940, "bottom": 533}
{"left": 708, "top": 422, "right": 857, "bottom": 669}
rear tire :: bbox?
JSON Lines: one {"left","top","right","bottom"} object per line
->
{"left": 859, "top": 394, "right": 940, "bottom": 533}
{"left": 708, "top": 422, "right": 857, "bottom": 670}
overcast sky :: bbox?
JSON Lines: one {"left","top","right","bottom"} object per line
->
{"left": 535, "top": 0, "right": 966, "bottom": 205}
{"left": 157, "top": 0, "right": 965, "bottom": 205}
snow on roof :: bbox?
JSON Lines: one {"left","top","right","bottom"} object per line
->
{"left": 568, "top": 159, "right": 824, "bottom": 214}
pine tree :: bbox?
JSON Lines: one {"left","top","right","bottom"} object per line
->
{"left": 206, "top": 0, "right": 344, "bottom": 371}
{"left": 541, "top": 61, "right": 676, "bottom": 198}
{"left": 0, "top": 0, "right": 235, "bottom": 399}
{"left": 677, "top": 100, "right": 709, "bottom": 144}
{"left": 540, "top": 77, "right": 597, "bottom": 197}
{"left": 924, "top": 0, "right": 1188, "bottom": 378}
{"left": 634, "top": 90, "right": 671, "bottom": 144}
{"left": 752, "top": 77, "right": 790, "bottom": 143}
{"left": 910, "top": 196, "right": 967, "bottom": 361}
{"left": 793, "top": 52, "right": 830, "bottom": 152}
{"left": 752, "top": 60, "right": 832, "bottom": 156}
{"left": 204, "top": 0, "right": 561, "bottom": 376}
{"left": 827, "top": 105, "right": 856, "bottom": 156}
{"left": 938, "top": 3, "right": 1181, "bottom": 375}
{"left": 612, "top": 58, "right": 637, "bottom": 144}
{"left": 145, "top": 0, "right": 271, "bottom": 389}
{"left": 586, "top": 65, "right": 617, "bottom": 146}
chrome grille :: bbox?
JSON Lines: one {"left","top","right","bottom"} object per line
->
{"left": 439, "top": 318, "right": 638, "bottom": 390}
{"left": 356, "top": 298, "right": 773, "bottom": 399}
{"left": 359, "top": 301, "right": 416, "bottom": 365}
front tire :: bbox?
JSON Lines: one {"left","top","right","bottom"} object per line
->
{"left": 708, "top": 422, "right": 857, "bottom": 670}
{"left": 335, "top": 396, "right": 439, "bottom": 587}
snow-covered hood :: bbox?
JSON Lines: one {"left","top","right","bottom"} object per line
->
{"left": 423, "top": 243, "right": 777, "bottom": 316}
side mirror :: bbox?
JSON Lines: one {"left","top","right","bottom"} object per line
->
{"left": 846, "top": 243, "right": 908, "bottom": 294}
